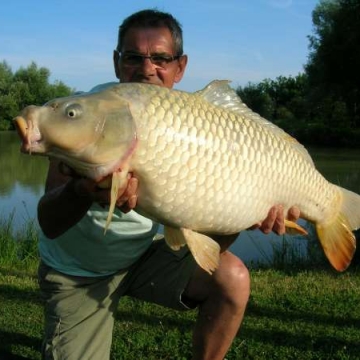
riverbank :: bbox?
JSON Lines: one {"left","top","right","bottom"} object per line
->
{"left": 1, "top": 224, "right": 359, "bottom": 359}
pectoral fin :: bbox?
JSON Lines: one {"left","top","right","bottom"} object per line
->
{"left": 104, "top": 168, "right": 129, "bottom": 233}
{"left": 164, "top": 226, "right": 221, "bottom": 275}
{"left": 285, "top": 219, "right": 308, "bottom": 235}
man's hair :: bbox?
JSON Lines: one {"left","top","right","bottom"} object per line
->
{"left": 117, "top": 9, "right": 184, "bottom": 55}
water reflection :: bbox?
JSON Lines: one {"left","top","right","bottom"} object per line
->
{"left": 0, "top": 132, "right": 47, "bottom": 229}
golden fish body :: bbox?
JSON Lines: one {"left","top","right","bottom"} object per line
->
{"left": 14, "top": 81, "right": 360, "bottom": 273}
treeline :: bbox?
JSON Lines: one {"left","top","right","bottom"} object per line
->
{"left": 0, "top": 61, "right": 73, "bottom": 130}
{"left": 237, "top": 0, "right": 360, "bottom": 147}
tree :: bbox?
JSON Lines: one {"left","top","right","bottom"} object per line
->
{"left": 305, "top": 0, "right": 360, "bottom": 127}
{"left": 236, "top": 74, "right": 308, "bottom": 124}
{"left": 0, "top": 61, "right": 73, "bottom": 130}
{"left": 236, "top": 82, "right": 275, "bottom": 120}
{"left": 0, "top": 61, "right": 13, "bottom": 92}
{"left": 0, "top": 61, "right": 18, "bottom": 130}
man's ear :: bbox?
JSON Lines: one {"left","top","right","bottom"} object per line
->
{"left": 113, "top": 50, "right": 121, "bottom": 80}
{"left": 174, "top": 55, "right": 188, "bottom": 83}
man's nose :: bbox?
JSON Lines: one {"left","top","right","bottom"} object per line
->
{"left": 139, "top": 57, "right": 157, "bottom": 73}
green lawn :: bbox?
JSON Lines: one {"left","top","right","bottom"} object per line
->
{"left": 1, "top": 220, "right": 359, "bottom": 359}
{"left": 1, "top": 263, "right": 359, "bottom": 360}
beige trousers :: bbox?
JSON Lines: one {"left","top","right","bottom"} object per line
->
{"left": 38, "top": 239, "right": 196, "bottom": 360}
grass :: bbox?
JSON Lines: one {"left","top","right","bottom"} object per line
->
{"left": 1, "top": 217, "right": 360, "bottom": 359}
{"left": 0, "top": 211, "right": 39, "bottom": 270}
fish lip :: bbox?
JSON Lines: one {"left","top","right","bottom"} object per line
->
{"left": 13, "top": 115, "right": 44, "bottom": 154}
{"left": 20, "top": 141, "right": 44, "bottom": 154}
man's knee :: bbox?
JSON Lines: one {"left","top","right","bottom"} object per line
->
{"left": 214, "top": 251, "right": 250, "bottom": 304}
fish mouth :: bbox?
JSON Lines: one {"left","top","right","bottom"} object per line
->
{"left": 13, "top": 116, "right": 44, "bottom": 153}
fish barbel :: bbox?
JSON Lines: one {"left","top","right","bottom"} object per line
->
{"left": 13, "top": 81, "right": 360, "bottom": 274}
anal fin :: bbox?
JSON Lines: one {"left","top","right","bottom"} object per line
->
{"left": 164, "top": 226, "right": 187, "bottom": 251}
{"left": 164, "top": 226, "right": 221, "bottom": 275}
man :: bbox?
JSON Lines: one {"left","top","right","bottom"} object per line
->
{"left": 37, "top": 9, "right": 299, "bottom": 360}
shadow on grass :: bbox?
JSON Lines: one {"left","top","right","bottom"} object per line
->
{"left": 0, "top": 266, "right": 38, "bottom": 279}
{"left": 246, "top": 301, "right": 360, "bottom": 328}
{"left": 0, "top": 351, "right": 33, "bottom": 360}
{"left": 0, "top": 330, "right": 41, "bottom": 360}
{"left": 115, "top": 304, "right": 195, "bottom": 330}
{"left": 239, "top": 299, "right": 360, "bottom": 356}
{"left": 0, "top": 284, "right": 41, "bottom": 304}
{"left": 113, "top": 295, "right": 360, "bottom": 331}
{"left": 239, "top": 325, "right": 360, "bottom": 355}
{"left": 114, "top": 294, "right": 360, "bottom": 357}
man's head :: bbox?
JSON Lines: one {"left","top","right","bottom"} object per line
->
{"left": 113, "top": 9, "right": 188, "bottom": 88}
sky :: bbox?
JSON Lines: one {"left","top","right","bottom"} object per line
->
{"left": 1, "top": 0, "right": 319, "bottom": 93}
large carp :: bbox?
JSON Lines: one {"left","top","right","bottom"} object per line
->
{"left": 14, "top": 81, "right": 360, "bottom": 274}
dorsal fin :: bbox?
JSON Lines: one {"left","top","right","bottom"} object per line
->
{"left": 196, "top": 80, "right": 314, "bottom": 166}
{"left": 195, "top": 80, "right": 249, "bottom": 114}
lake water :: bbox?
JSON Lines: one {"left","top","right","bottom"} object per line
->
{"left": 1, "top": 131, "right": 360, "bottom": 264}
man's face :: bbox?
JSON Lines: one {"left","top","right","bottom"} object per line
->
{"left": 114, "top": 26, "right": 187, "bottom": 89}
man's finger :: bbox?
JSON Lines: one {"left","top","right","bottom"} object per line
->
{"left": 128, "top": 194, "right": 137, "bottom": 209}
{"left": 260, "top": 206, "right": 278, "bottom": 234}
{"left": 287, "top": 206, "right": 301, "bottom": 222}
{"left": 126, "top": 177, "right": 138, "bottom": 197}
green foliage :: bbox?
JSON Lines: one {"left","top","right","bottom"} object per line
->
{"left": 236, "top": 0, "right": 360, "bottom": 147}
{"left": 236, "top": 74, "right": 309, "bottom": 126}
{"left": 0, "top": 214, "right": 39, "bottom": 270}
{"left": 0, "top": 60, "right": 73, "bottom": 130}
{"left": 237, "top": 82, "right": 275, "bottom": 120}
{"left": 306, "top": 0, "right": 360, "bottom": 128}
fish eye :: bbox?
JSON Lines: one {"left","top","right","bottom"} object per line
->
{"left": 65, "top": 104, "right": 83, "bottom": 119}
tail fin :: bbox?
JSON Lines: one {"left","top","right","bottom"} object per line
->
{"left": 316, "top": 187, "right": 360, "bottom": 272}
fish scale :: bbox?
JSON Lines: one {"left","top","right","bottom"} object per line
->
{"left": 136, "top": 95, "right": 309, "bottom": 230}
{"left": 13, "top": 80, "right": 360, "bottom": 274}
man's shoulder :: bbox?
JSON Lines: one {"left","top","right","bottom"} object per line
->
{"left": 88, "top": 82, "right": 119, "bottom": 93}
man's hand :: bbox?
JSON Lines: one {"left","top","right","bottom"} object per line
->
{"left": 250, "top": 205, "right": 301, "bottom": 235}
{"left": 60, "top": 163, "right": 138, "bottom": 213}
{"left": 116, "top": 176, "right": 138, "bottom": 213}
